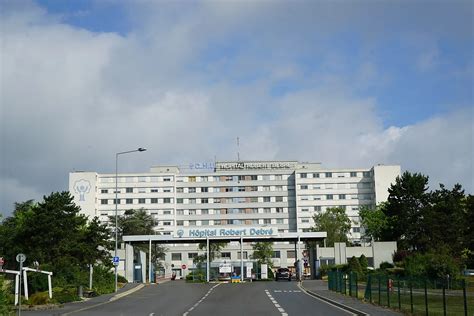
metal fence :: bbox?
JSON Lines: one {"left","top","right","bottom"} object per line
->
{"left": 327, "top": 271, "right": 473, "bottom": 316}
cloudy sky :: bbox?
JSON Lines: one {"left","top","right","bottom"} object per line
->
{"left": 1, "top": 0, "right": 473, "bottom": 217}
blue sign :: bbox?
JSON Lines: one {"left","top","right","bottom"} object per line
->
{"left": 113, "top": 256, "right": 120, "bottom": 265}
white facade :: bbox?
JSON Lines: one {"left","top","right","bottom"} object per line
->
{"left": 69, "top": 161, "right": 399, "bottom": 278}
{"left": 69, "top": 161, "right": 400, "bottom": 243}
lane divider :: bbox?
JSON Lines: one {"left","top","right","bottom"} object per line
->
{"left": 182, "top": 283, "right": 220, "bottom": 316}
{"left": 265, "top": 289, "right": 288, "bottom": 316}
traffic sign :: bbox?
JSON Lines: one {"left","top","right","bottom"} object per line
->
{"left": 112, "top": 256, "right": 120, "bottom": 266}
{"left": 181, "top": 264, "right": 187, "bottom": 270}
{"left": 0, "top": 257, "right": 4, "bottom": 265}
{"left": 16, "top": 253, "right": 26, "bottom": 263}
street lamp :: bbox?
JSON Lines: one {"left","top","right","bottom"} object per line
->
{"left": 115, "top": 147, "right": 146, "bottom": 292}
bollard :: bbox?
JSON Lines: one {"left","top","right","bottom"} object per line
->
{"left": 78, "top": 285, "right": 83, "bottom": 298}
{"left": 378, "top": 275, "right": 381, "bottom": 304}
{"left": 355, "top": 273, "right": 358, "bottom": 299}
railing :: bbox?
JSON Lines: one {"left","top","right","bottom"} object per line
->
{"left": 327, "top": 271, "right": 473, "bottom": 316}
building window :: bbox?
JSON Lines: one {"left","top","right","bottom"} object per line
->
{"left": 189, "top": 210, "right": 196, "bottom": 215}
{"left": 164, "top": 188, "right": 172, "bottom": 193}
{"left": 138, "top": 198, "right": 145, "bottom": 204}
{"left": 101, "top": 199, "right": 108, "bottom": 205}
{"left": 276, "top": 207, "right": 283, "bottom": 213}
{"left": 313, "top": 173, "right": 320, "bottom": 178}
{"left": 339, "top": 194, "right": 346, "bottom": 200}
{"left": 177, "top": 210, "right": 184, "bottom": 215}
{"left": 201, "top": 220, "right": 209, "bottom": 225}
{"left": 300, "top": 173, "right": 307, "bottom": 178}
{"left": 177, "top": 220, "right": 184, "bottom": 226}
{"left": 275, "top": 185, "right": 283, "bottom": 191}
{"left": 189, "top": 198, "right": 196, "bottom": 204}
{"left": 189, "top": 176, "right": 196, "bottom": 182}
{"left": 164, "top": 198, "right": 172, "bottom": 203}
{"left": 201, "top": 198, "right": 208, "bottom": 204}
{"left": 151, "top": 189, "right": 159, "bottom": 193}
{"left": 363, "top": 171, "right": 371, "bottom": 177}
{"left": 264, "top": 219, "right": 271, "bottom": 224}
{"left": 302, "top": 208, "right": 309, "bottom": 212}
{"left": 264, "top": 208, "right": 271, "bottom": 213}
{"left": 188, "top": 187, "right": 196, "bottom": 193}
{"left": 171, "top": 253, "right": 182, "bottom": 261}
{"left": 188, "top": 220, "right": 196, "bottom": 226}
{"left": 237, "top": 251, "right": 248, "bottom": 259}
{"left": 221, "top": 252, "right": 231, "bottom": 259}
{"left": 201, "top": 187, "right": 208, "bottom": 192}
{"left": 126, "top": 198, "right": 133, "bottom": 204}
{"left": 275, "top": 175, "right": 282, "bottom": 180}
{"left": 163, "top": 210, "right": 172, "bottom": 215}
{"left": 164, "top": 178, "right": 171, "bottom": 182}
{"left": 138, "top": 188, "right": 146, "bottom": 193}
{"left": 325, "top": 172, "right": 332, "bottom": 178}
{"left": 301, "top": 218, "right": 310, "bottom": 223}
{"left": 350, "top": 172, "right": 357, "bottom": 177}
{"left": 272, "top": 251, "right": 281, "bottom": 258}
{"left": 201, "top": 209, "right": 209, "bottom": 215}
{"left": 138, "top": 177, "right": 146, "bottom": 182}
{"left": 326, "top": 194, "right": 333, "bottom": 200}
{"left": 201, "top": 176, "right": 208, "bottom": 182}
{"left": 177, "top": 188, "right": 184, "bottom": 193}
{"left": 287, "top": 250, "right": 295, "bottom": 258}
{"left": 126, "top": 187, "right": 133, "bottom": 193}
{"left": 163, "top": 221, "right": 171, "bottom": 226}
{"left": 314, "top": 206, "right": 321, "bottom": 212}
{"left": 300, "top": 185, "right": 308, "bottom": 190}
{"left": 188, "top": 253, "right": 198, "bottom": 259}
{"left": 263, "top": 197, "right": 271, "bottom": 202}
{"left": 101, "top": 189, "right": 108, "bottom": 194}
{"left": 177, "top": 198, "right": 183, "bottom": 204}
{"left": 276, "top": 218, "right": 284, "bottom": 224}
{"left": 151, "top": 198, "right": 158, "bottom": 204}
{"left": 352, "top": 227, "right": 361, "bottom": 233}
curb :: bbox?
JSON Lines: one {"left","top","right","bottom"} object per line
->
{"left": 61, "top": 284, "right": 146, "bottom": 315}
{"left": 109, "top": 284, "right": 145, "bottom": 301}
{"left": 299, "top": 282, "right": 368, "bottom": 316}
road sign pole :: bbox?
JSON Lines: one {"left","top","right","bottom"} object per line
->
{"left": 16, "top": 253, "right": 26, "bottom": 316}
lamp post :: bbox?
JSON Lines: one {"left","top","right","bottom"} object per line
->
{"left": 115, "top": 147, "right": 146, "bottom": 292}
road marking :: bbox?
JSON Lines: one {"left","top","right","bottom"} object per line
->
{"left": 149, "top": 313, "right": 154, "bottom": 316}
{"left": 273, "top": 289, "right": 302, "bottom": 293}
{"left": 182, "top": 283, "right": 220, "bottom": 316}
{"left": 265, "top": 289, "right": 287, "bottom": 316}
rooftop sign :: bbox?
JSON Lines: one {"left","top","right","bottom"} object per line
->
{"left": 215, "top": 161, "right": 297, "bottom": 171}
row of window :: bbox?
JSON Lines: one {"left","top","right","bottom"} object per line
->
{"left": 100, "top": 187, "right": 174, "bottom": 194}
{"left": 100, "top": 198, "right": 173, "bottom": 205}
{"left": 176, "top": 207, "right": 286, "bottom": 215}
{"left": 299, "top": 194, "right": 372, "bottom": 201}
{"left": 299, "top": 171, "right": 371, "bottom": 179}
{"left": 171, "top": 250, "right": 294, "bottom": 261}
{"left": 299, "top": 182, "right": 372, "bottom": 190}
{"left": 100, "top": 176, "right": 173, "bottom": 183}
{"left": 179, "top": 175, "right": 289, "bottom": 183}
{"left": 301, "top": 205, "right": 359, "bottom": 212}
{"left": 177, "top": 185, "right": 287, "bottom": 193}
{"left": 176, "top": 218, "right": 287, "bottom": 226}
{"left": 177, "top": 196, "right": 287, "bottom": 204}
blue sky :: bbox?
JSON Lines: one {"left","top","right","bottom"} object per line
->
{"left": 0, "top": 0, "right": 472, "bottom": 216}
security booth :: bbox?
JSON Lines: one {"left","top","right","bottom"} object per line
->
{"left": 123, "top": 228, "right": 327, "bottom": 283}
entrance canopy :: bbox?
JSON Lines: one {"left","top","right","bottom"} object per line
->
{"left": 123, "top": 231, "right": 327, "bottom": 244}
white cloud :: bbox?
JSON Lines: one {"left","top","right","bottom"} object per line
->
{"left": 0, "top": 1, "right": 472, "bottom": 216}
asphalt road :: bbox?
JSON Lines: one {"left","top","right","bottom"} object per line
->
{"left": 25, "top": 280, "right": 354, "bottom": 316}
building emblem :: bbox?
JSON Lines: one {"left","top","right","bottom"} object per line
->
{"left": 74, "top": 179, "right": 91, "bottom": 201}
{"left": 177, "top": 229, "right": 184, "bottom": 238}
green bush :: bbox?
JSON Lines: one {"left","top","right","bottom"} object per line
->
{"left": 267, "top": 267, "right": 275, "bottom": 279}
{"left": 348, "top": 256, "right": 363, "bottom": 275}
{"left": 0, "top": 276, "right": 14, "bottom": 315}
{"left": 117, "top": 275, "right": 128, "bottom": 283}
{"left": 403, "top": 252, "right": 461, "bottom": 279}
{"left": 91, "top": 265, "right": 115, "bottom": 295}
{"left": 359, "top": 255, "right": 369, "bottom": 271}
{"left": 53, "top": 287, "right": 80, "bottom": 304}
{"left": 28, "top": 291, "right": 52, "bottom": 305}
{"left": 379, "top": 261, "right": 394, "bottom": 270}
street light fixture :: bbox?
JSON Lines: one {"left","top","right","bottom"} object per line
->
{"left": 115, "top": 147, "right": 147, "bottom": 292}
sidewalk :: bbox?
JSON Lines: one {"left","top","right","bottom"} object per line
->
{"left": 301, "top": 280, "right": 402, "bottom": 316}
{"left": 22, "top": 283, "right": 145, "bottom": 316}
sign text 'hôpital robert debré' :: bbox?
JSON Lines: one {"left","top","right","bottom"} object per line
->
{"left": 175, "top": 227, "right": 277, "bottom": 238}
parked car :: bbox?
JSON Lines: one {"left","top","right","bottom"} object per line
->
{"left": 275, "top": 268, "right": 292, "bottom": 281}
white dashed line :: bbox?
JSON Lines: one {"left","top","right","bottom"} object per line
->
{"left": 183, "top": 283, "right": 220, "bottom": 316}
{"left": 265, "top": 289, "right": 288, "bottom": 315}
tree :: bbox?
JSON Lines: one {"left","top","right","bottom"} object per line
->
{"left": 311, "top": 207, "right": 351, "bottom": 247}
{"left": 197, "top": 241, "right": 228, "bottom": 262}
{"left": 359, "top": 254, "right": 369, "bottom": 271}
{"left": 381, "top": 171, "right": 430, "bottom": 250}
{"left": 462, "top": 195, "right": 474, "bottom": 268}
{"left": 251, "top": 242, "right": 274, "bottom": 266}
{"left": 0, "top": 192, "right": 113, "bottom": 292}
{"left": 109, "top": 209, "right": 167, "bottom": 269}
{"left": 359, "top": 204, "right": 388, "bottom": 242}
